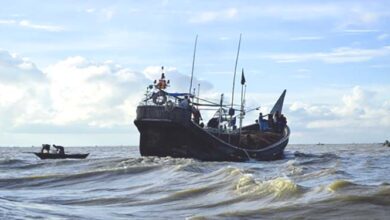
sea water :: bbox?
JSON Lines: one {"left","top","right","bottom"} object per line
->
{"left": 0, "top": 144, "right": 389, "bottom": 219}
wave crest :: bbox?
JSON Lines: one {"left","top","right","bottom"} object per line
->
{"left": 235, "top": 175, "right": 301, "bottom": 198}
{"left": 327, "top": 179, "right": 355, "bottom": 192}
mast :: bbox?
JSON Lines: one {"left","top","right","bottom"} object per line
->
{"left": 230, "top": 33, "right": 242, "bottom": 112}
{"left": 189, "top": 35, "right": 198, "bottom": 95}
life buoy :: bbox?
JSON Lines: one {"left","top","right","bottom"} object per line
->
{"left": 152, "top": 90, "right": 167, "bottom": 105}
{"left": 165, "top": 100, "right": 174, "bottom": 111}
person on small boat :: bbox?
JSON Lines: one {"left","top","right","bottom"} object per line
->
{"left": 272, "top": 111, "right": 283, "bottom": 132}
{"left": 267, "top": 114, "right": 274, "bottom": 130}
{"left": 273, "top": 111, "right": 280, "bottom": 123}
{"left": 258, "top": 113, "right": 269, "bottom": 132}
{"left": 230, "top": 117, "right": 237, "bottom": 130}
{"left": 156, "top": 73, "right": 168, "bottom": 90}
{"left": 273, "top": 113, "right": 287, "bottom": 133}
{"left": 41, "top": 144, "right": 50, "bottom": 153}
{"left": 179, "top": 95, "right": 190, "bottom": 109}
{"left": 279, "top": 114, "right": 286, "bottom": 132}
{"left": 192, "top": 106, "right": 202, "bottom": 125}
{"left": 52, "top": 145, "right": 65, "bottom": 155}
{"left": 280, "top": 114, "right": 287, "bottom": 128}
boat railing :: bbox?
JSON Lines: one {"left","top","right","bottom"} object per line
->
{"left": 136, "top": 105, "right": 192, "bottom": 125}
{"left": 140, "top": 93, "right": 178, "bottom": 107}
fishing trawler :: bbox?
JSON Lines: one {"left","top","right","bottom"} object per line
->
{"left": 134, "top": 36, "right": 290, "bottom": 162}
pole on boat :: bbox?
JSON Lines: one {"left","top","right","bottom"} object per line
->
{"left": 229, "top": 34, "right": 242, "bottom": 118}
{"left": 189, "top": 35, "right": 198, "bottom": 95}
{"left": 239, "top": 68, "right": 246, "bottom": 136}
{"left": 243, "top": 84, "right": 247, "bottom": 105}
{"left": 219, "top": 93, "right": 224, "bottom": 133}
{"left": 227, "top": 34, "right": 242, "bottom": 144}
{"left": 197, "top": 83, "right": 200, "bottom": 109}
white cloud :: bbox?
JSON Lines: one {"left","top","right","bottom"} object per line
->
{"left": 289, "top": 86, "right": 390, "bottom": 129}
{"left": 377, "top": 34, "right": 389, "bottom": 41}
{"left": 0, "top": 50, "right": 42, "bottom": 82}
{"left": 143, "top": 66, "right": 213, "bottom": 92}
{"left": 0, "top": 52, "right": 215, "bottom": 137}
{"left": 287, "top": 85, "right": 390, "bottom": 143}
{"left": 102, "top": 8, "right": 115, "bottom": 20}
{"left": 264, "top": 46, "right": 390, "bottom": 63}
{"left": 290, "top": 36, "right": 324, "bottom": 41}
{"left": 333, "top": 86, "right": 374, "bottom": 116}
{"left": 219, "top": 36, "right": 230, "bottom": 41}
{"left": 86, "top": 8, "right": 96, "bottom": 13}
{"left": 0, "top": 52, "right": 147, "bottom": 134}
{"left": 44, "top": 56, "right": 146, "bottom": 126}
{"left": 235, "top": 3, "right": 389, "bottom": 35}
{"left": 292, "top": 69, "right": 311, "bottom": 79}
{"left": 0, "top": 19, "right": 16, "bottom": 24}
{"left": 250, "top": 3, "right": 387, "bottom": 26}
{"left": 19, "top": 20, "right": 64, "bottom": 32}
{"left": 189, "top": 8, "right": 238, "bottom": 23}
{"left": 0, "top": 51, "right": 49, "bottom": 131}
{"left": 341, "top": 29, "right": 379, "bottom": 33}
{"left": 1, "top": 48, "right": 388, "bottom": 145}
{"left": 336, "top": 5, "right": 384, "bottom": 31}
{"left": 254, "top": 4, "right": 342, "bottom": 21}
{"left": 0, "top": 19, "right": 65, "bottom": 32}
{"left": 240, "top": 2, "right": 381, "bottom": 23}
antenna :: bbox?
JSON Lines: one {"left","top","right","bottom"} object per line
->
{"left": 189, "top": 35, "right": 198, "bottom": 94}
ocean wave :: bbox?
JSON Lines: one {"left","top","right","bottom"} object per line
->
{"left": 0, "top": 158, "right": 27, "bottom": 166}
{"left": 295, "top": 167, "right": 351, "bottom": 182}
{"left": 62, "top": 196, "right": 138, "bottom": 206}
{"left": 116, "top": 156, "right": 195, "bottom": 168}
{"left": 131, "top": 186, "right": 218, "bottom": 206}
{"left": 294, "top": 151, "right": 340, "bottom": 160}
{"left": 235, "top": 175, "right": 303, "bottom": 199}
{"left": 1, "top": 145, "right": 389, "bottom": 220}
{"left": 0, "top": 165, "right": 159, "bottom": 189}
{"left": 283, "top": 160, "right": 304, "bottom": 175}
{"left": 327, "top": 179, "right": 356, "bottom": 192}
{"left": 199, "top": 183, "right": 390, "bottom": 219}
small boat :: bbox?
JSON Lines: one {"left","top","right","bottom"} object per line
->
{"left": 33, "top": 153, "right": 89, "bottom": 160}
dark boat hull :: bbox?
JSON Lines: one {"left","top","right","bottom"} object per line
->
{"left": 134, "top": 106, "right": 289, "bottom": 162}
{"left": 34, "top": 153, "right": 89, "bottom": 160}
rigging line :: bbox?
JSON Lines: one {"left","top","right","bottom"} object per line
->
{"left": 196, "top": 97, "right": 242, "bottom": 107}
{"left": 193, "top": 102, "right": 242, "bottom": 109}
{"left": 194, "top": 96, "right": 225, "bottom": 106}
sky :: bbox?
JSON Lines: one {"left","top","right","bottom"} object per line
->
{"left": 0, "top": 0, "right": 389, "bottom": 146}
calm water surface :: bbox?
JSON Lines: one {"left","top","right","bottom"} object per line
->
{"left": 0, "top": 144, "right": 389, "bottom": 219}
